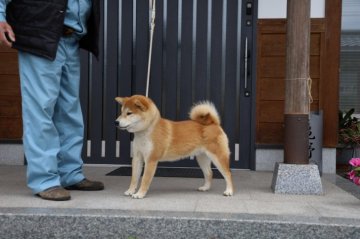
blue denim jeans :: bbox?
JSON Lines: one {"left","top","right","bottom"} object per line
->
{"left": 18, "top": 36, "right": 85, "bottom": 194}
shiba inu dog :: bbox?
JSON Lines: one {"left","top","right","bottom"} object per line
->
{"left": 115, "top": 95, "right": 234, "bottom": 199}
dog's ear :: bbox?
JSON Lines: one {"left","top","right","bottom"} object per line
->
{"left": 115, "top": 97, "right": 126, "bottom": 105}
{"left": 134, "top": 99, "right": 148, "bottom": 111}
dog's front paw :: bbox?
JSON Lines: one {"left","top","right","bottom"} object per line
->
{"left": 124, "top": 188, "right": 136, "bottom": 196}
{"left": 223, "top": 190, "right": 233, "bottom": 196}
{"left": 132, "top": 192, "right": 146, "bottom": 199}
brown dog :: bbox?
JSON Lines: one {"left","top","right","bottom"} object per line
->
{"left": 115, "top": 95, "right": 233, "bottom": 199}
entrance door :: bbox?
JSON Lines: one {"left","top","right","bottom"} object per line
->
{"left": 80, "top": 0, "right": 257, "bottom": 169}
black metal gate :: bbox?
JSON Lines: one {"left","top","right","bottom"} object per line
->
{"left": 80, "top": 0, "right": 257, "bottom": 169}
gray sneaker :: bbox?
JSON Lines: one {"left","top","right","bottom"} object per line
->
{"left": 37, "top": 186, "right": 71, "bottom": 201}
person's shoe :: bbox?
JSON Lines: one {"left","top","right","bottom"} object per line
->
{"left": 65, "top": 179, "right": 104, "bottom": 191}
{"left": 36, "top": 186, "right": 71, "bottom": 201}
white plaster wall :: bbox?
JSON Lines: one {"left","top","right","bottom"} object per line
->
{"left": 258, "top": 0, "right": 325, "bottom": 19}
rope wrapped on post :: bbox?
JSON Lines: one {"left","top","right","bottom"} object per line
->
{"left": 285, "top": 77, "right": 313, "bottom": 113}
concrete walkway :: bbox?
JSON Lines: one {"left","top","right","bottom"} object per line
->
{"left": 1, "top": 165, "right": 360, "bottom": 238}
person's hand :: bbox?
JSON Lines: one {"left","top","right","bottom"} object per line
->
{"left": 0, "top": 21, "right": 15, "bottom": 47}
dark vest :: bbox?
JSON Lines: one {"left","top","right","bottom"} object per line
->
{"left": 6, "top": 0, "right": 100, "bottom": 61}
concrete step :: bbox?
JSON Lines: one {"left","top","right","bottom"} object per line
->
{"left": 1, "top": 207, "right": 360, "bottom": 239}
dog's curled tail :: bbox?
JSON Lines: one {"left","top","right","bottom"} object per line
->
{"left": 189, "top": 101, "right": 221, "bottom": 125}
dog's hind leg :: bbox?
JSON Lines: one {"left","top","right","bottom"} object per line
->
{"left": 207, "top": 150, "right": 234, "bottom": 196}
{"left": 196, "top": 154, "right": 213, "bottom": 191}
{"left": 132, "top": 159, "right": 158, "bottom": 199}
{"left": 125, "top": 154, "right": 143, "bottom": 196}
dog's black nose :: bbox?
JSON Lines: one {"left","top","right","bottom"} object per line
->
{"left": 115, "top": 121, "right": 119, "bottom": 126}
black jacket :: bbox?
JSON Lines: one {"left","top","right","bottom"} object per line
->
{"left": 6, "top": 0, "right": 100, "bottom": 61}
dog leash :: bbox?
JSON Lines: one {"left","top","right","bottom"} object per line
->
{"left": 146, "top": 0, "right": 156, "bottom": 97}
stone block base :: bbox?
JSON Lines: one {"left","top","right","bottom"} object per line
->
{"left": 271, "top": 162, "right": 323, "bottom": 195}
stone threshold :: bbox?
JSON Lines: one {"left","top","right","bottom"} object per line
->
{"left": 1, "top": 207, "right": 360, "bottom": 238}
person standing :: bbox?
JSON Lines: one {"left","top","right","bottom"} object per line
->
{"left": 0, "top": 0, "right": 104, "bottom": 201}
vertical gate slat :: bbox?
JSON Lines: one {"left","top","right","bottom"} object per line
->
{"left": 209, "top": 0, "right": 222, "bottom": 114}
{"left": 235, "top": 0, "right": 242, "bottom": 150}
{"left": 134, "top": 0, "right": 149, "bottom": 95}
{"left": 80, "top": 51, "right": 89, "bottom": 160}
{"left": 160, "top": 0, "right": 168, "bottom": 114}
{"left": 162, "top": 0, "right": 179, "bottom": 119}
{"left": 220, "top": 0, "right": 227, "bottom": 116}
{"left": 178, "top": 0, "right": 194, "bottom": 118}
{"left": 223, "top": 0, "right": 240, "bottom": 168}
{"left": 102, "top": 0, "right": 118, "bottom": 163}
{"left": 149, "top": 0, "right": 163, "bottom": 106}
{"left": 85, "top": 0, "right": 105, "bottom": 163}
{"left": 191, "top": 0, "right": 197, "bottom": 104}
{"left": 116, "top": 0, "right": 134, "bottom": 162}
{"left": 87, "top": 56, "right": 103, "bottom": 162}
{"left": 176, "top": 0, "right": 182, "bottom": 119}
{"left": 206, "top": 0, "right": 212, "bottom": 100}
{"left": 193, "top": 0, "right": 207, "bottom": 102}
{"left": 131, "top": 0, "right": 137, "bottom": 95}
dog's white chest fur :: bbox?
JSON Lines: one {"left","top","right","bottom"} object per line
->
{"left": 133, "top": 132, "right": 153, "bottom": 160}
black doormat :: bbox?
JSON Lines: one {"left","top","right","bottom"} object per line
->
{"left": 106, "top": 166, "right": 224, "bottom": 179}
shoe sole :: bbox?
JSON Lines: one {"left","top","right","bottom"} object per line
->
{"left": 36, "top": 194, "right": 71, "bottom": 201}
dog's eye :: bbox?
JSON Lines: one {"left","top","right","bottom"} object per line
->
{"left": 127, "top": 112, "right": 133, "bottom": 116}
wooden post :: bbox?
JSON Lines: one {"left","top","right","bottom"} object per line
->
{"left": 284, "top": 0, "right": 311, "bottom": 164}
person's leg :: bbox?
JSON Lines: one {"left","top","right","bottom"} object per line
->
{"left": 54, "top": 36, "right": 104, "bottom": 191}
{"left": 53, "top": 36, "right": 85, "bottom": 187}
{"left": 18, "top": 51, "right": 65, "bottom": 194}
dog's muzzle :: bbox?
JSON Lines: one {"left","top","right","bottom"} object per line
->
{"left": 115, "top": 120, "right": 129, "bottom": 130}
